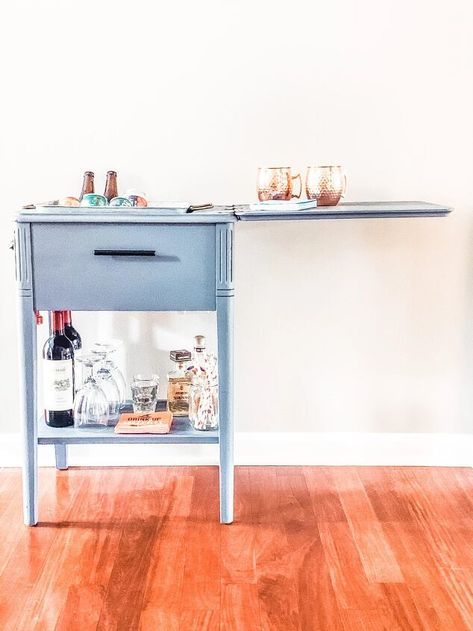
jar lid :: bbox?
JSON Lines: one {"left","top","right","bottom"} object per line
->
{"left": 170, "top": 349, "right": 191, "bottom": 362}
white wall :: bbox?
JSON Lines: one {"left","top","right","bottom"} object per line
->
{"left": 1, "top": 0, "right": 473, "bottom": 436}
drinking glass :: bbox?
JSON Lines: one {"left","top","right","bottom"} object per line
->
{"left": 91, "top": 349, "right": 121, "bottom": 425}
{"left": 92, "top": 341, "right": 127, "bottom": 405}
{"left": 257, "top": 167, "right": 302, "bottom": 201}
{"left": 305, "top": 165, "right": 346, "bottom": 206}
{"left": 73, "top": 355, "right": 109, "bottom": 430}
{"left": 131, "top": 374, "right": 159, "bottom": 413}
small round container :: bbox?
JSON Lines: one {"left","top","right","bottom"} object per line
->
{"left": 59, "top": 196, "right": 80, "bottom": 207}
{"left": 81, "top": 193, "right": 108, "bottom": 207}
{"left": 109, "top": 196, "right": 133, "bottom": 208}
{"left": 127, "top": 195, "right": 148, "bottom": 208}
{"left": 125, "top": 188, "right": 148, "bottom": 208}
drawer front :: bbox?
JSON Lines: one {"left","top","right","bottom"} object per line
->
{"left": 32, "top": 223, "right": 216, "bottom": 311}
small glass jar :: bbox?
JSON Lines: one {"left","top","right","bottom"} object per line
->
{"left": 189, "top": 376, "right": 219, "bottom": 431}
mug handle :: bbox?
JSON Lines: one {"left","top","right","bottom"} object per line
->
{"left": 341, "top": 173, "right": 347, "bottom": 198}
{"left": 292, "top": 173, "right": 302, "bottom": 199}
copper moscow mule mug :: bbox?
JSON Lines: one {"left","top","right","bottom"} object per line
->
{"left": 305, "top": 165, "right": 346, "bottom": 206}
{"left": 257, "top": 167, "right": 302, "bottom": 202}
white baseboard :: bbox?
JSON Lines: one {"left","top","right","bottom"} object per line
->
{"left": 0, "top": 432, "right": 471, "bottom": 467}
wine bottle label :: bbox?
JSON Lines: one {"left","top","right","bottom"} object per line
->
{"left": 43, "top": 359, "right": 73, "bottom": 411}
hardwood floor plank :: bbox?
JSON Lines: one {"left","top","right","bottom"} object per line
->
{"left": 296, "top": 538, "right": 345, "bottom": 631}
{"left": 251, "top": 468, "right": 301, "bottom": 631}
{"left": 379, "top": 583, "right": 426, "bottom": 631}
{"left": 220, "top": 583, "right": 262, "bottom": 631}
{"left": 303, "top": 467, "right": 348, "bottom": 523}
{"left": 179, "top": 609, "right": 219, "bottom": 631}
{"left": 0, "top": 469, "right": 87, "bottom": 630}
{"left": 275, "top": 472, "right": 342, "bottom": 631}
{"left": 181, "top": 467, "right": 221, "bottom": 612}
{"left": 318, "top": 521, "right": 382, "bottom": 609}
{"left": 139, "top": 471, "right": 194, "bottom": 629}
{"left": 436, "top": 567, "right": 473, "bottom": 629}
{"left": 332, "top": 468, "right": 404, "bottom": 583}
{"left": 383, "top": 521, "right": 472, "bottom": 630}
{"left": 339, "top": 607, "right": 404, "bottom": 631}
{"left": 12, "top": 469, "right": 91, "bottom": 631}
{"left": 357, "top": 467, "right": 413, "bottom": 522}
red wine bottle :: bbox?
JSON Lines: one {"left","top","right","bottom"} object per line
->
{"left": 43, "top": 311, "right": 74, "bottom": 427}
{"left": 63, "top": 311, "right": 82, "bottom": 355}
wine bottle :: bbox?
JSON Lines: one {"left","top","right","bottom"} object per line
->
{"left": 63, "top": 311, "right": 82, "bottom": 355}
{"left": 43, "top": 311, "right": 74, "bottom": 427}
{"left": 79, "top": 171, "right": 94, "bottom": 201}
{"left": 103, "top": 171, "right": 118, "bottom": 202}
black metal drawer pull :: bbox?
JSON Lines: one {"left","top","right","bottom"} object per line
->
{"left": 94, "top": 249, "right": 156, "bottom": 257}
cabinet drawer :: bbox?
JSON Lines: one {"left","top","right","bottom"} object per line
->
{"left": 32, "top": 223, "right": 216, "bottom": 311}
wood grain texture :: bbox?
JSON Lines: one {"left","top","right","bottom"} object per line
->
{"left": 0, "top": 465, "right": 471, "bottom": 630}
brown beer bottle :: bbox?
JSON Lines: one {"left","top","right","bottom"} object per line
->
{"left": 79, "top": 171, "right": 94, "bottom": 200}
{"left": 104, "top": 171, "right": 118, "bottom": 202}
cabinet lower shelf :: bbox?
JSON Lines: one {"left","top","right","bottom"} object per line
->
{"left": 37, "top": 415, "right": 219, "bottom": 445}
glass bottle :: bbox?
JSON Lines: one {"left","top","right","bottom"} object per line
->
{"left": 42, "top": 311, "right": 74, "bottom": 427}
{"left": 187, "top": 335, "right": 207, "bottom": 379}
{"left": 104, "top": 170, "right": 118, "bottom": 202}
{"left": 63, "top": 310, "right": 83, "bottom": 392}
{"left": 63, "top": 311, "right": 82, "bottom": 355}
{"left": 167, "top": 349, "right": 191, "bottom": 416}
{"left": 79, "top": 171, "right": 94, "bottom": 201}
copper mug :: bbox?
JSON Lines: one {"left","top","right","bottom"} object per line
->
{"left": 257, "top": 167, "right": 302, "bottom": 201}
{"left": 305, "top": 165, "right": 346, "bottom": 206}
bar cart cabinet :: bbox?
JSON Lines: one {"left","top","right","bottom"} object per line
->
{"left": 14, "top": 201, "right": 451, "bottom": 526}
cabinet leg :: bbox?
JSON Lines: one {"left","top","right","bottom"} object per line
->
{"left": 217, "top": 294, "right": 234, "bottom": 524}
{"left": 54, "top": 444, "right": 68, "bottom": 470}
{"left": 17, "top": 294, "right": 38, "bottom": 526}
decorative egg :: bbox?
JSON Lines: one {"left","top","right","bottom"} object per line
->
{"left": 80, "top": 193, "right": 108, "bottom": 207}
{"left": 109, "top": 196, "right": 133, "bottom": 207}
{"left": 59, "top": 196, "right": 80, "bottom": 207}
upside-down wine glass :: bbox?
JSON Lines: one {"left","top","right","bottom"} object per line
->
{"left": 73, "top": 355, "right": 109, "bottom": 430}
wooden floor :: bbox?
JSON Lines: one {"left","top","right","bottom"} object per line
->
{"left": 0, "top": 467, "right": 471, "bottom": 630}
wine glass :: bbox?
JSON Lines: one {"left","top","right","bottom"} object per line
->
{"left": 92, "top": 341, "right": 127, "bottom": 406}
{"left": 73, "top": 355, "right": 109, "bottom": 430}
{"left": 91, "top": 349, "right": 121, "bottom": 426}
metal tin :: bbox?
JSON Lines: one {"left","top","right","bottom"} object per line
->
{"left": 80, "top": 193, "right": 108, "bottom": 207}
{"left": 109, "top": 196, "right": 132, "bottom": 207}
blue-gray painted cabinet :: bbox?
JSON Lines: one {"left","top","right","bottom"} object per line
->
{"left": 14, "top": 201, "right": 451, "bottom": 526}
